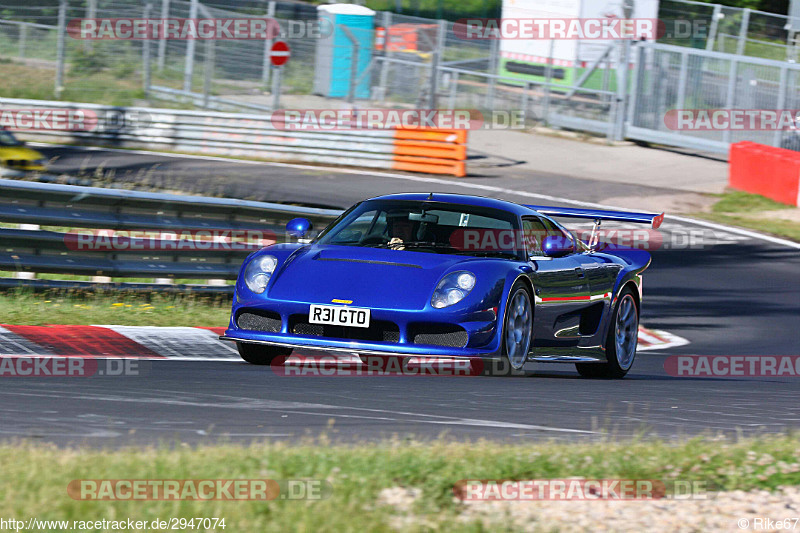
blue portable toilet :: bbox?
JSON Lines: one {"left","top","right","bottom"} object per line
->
{"left": 313, "top": 4, "right": 375, "bottom": 99}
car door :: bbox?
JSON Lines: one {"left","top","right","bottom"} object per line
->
{"left": 522, "top": 216, "right": 591, "bottom": 348}
{"left": 547, "top": 216, "right": 620, "bottom": 303}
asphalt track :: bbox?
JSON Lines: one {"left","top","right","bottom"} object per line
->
{"left": 0, "top": 145, "right": 798, "bottom": 446}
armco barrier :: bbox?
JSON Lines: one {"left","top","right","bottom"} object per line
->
{"left": 0, "top": 178, "right": 341, "bottom": 292}
{"left": 0, "top": 98, "right": 467, "bottom": 177}
{"left": 729, "top": 141, "right": 800, "bottom": 207}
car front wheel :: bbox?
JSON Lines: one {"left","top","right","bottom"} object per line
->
{"left": 502, "top": 280, "right": 534, "bottom": 371}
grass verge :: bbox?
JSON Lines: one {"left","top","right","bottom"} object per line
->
{"left": 692, "top": 191, "right": 800, "bottom": 242}
{"left": 0, "top": 289, "right": 230, "bottom": 327}
{"left": 0, "top": 436, "right": 798, "bottom": 531}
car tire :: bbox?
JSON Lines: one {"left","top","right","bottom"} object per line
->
{"left": 236, "top": 342, "right": 293, "bottom": 365}
{"left": 501, "top": 279, "right": 534, "bottom": 372}
{"left": 576, "top": 287, "right": 639, "bottom": 379}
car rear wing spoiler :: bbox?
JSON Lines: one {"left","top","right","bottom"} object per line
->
{"left": 524, "top": 205, "right": 665, "bottom": 229}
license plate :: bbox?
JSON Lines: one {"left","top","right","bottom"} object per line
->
{"left": 309, "top": 304, "right": 371, "bottom": 328}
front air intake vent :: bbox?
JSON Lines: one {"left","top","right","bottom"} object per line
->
{"left": 408, "top": 323, "right": 468, "bottom": 348}
{"left": 237, "top": 310, "right": 282, "bottom": 332}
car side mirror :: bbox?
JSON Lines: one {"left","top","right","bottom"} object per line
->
{"left": 542, "top": 235, "right": 574, "bottom": 258}
{"left": 286, "top": 217, "right": 313, "bottom": 238}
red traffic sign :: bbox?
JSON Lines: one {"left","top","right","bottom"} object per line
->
{"left": 270, "top": 41, "right": 291, "bottom": 67}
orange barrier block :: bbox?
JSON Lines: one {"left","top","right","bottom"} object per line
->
{"left": 393, "top": 140, "right": 467, "bottom": 160}
{"left": 730, "top": 141, "right": 800, "bottom": 207}
{"left": 390, "top": 127, "right": 468, "bottom": 177}
{"left": 393, "top": 129, "right": 468, "bottom": 144}
{"left": 392, "top": 159, "right": 466, "bottom": 177}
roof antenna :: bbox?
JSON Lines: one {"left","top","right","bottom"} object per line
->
{"left": 427, "top": 192, "right": 434, "bottom": 200}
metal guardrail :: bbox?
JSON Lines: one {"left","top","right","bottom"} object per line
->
{"left": 0, "top": 97, "right": 467, "bottom": 176}
{"left": 0, "top": 179, "right": 341, "bottom": 292}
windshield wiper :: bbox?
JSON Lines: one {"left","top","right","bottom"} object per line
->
{"left": 401, "top": 241, "right": 452, "bottom": 248}
{"left": 454, "top": 250, "right": 517, "bottom": 258}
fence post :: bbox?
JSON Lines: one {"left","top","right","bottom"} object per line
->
{"left": 340, "top": 25, "right": 360, "bottom": 104}
{"left": 261, "top": 1, "right": 276, "bottom": 88}
{"left": 377, "top": 11, "right": 392, "bottom": 103}
{"left": 722, "top": 57, "right": 738, "bottom": 145}
{"left": 736, "top": 8, "right": 750, "bottom": 57}
{"left": 203, "top": 37, "right": 215, "bottom": 109}
{"left": 773, "top": 65, "right": 788, "bottom": 147}
{"left": 271, "top": 66, "right": 283, "bottom": 109}
{"left": 85, "top": 0, "right": 96, "bottom": 51}
{"left": 542, "top": 39, "right": 554, "bottom": 126}
{"left": 676, "top": 50, "right": 688, "bottom": 111}
{"left": 143, "top": 3, "right": 153, "bottom": 97}
{"left": 706, "top": 4, "right": 722, "bottom": 51}
{"left": 429, "top": 20, "right": 446, "bottom": 108}
{"left": 55, "top": 0, "right": 67, "bottom": 98}
{"left": 183, "top": 0, "right": 199, "bottom": 93}
{"left": 485, "top": 26, "right": 499, "bottom": 110}
{"left": 448, "top": 71, "right": 459, "bottom": 109}
{"left": 198, "top": 3, "right": 215, "bottom": 109}
{"left": 157, "top": 0, "right": 170, "bottom": 70}
{"left": 18, "top": 23, "right": 27, "bottom": 59}
{"left": 612, "top": 39, "right": 631, "bottom": 141}
{"left": 626, "top": 43, "right": 645, "bottom": 128}
{"left": 520, "top": 81, "right": 529, "bottom": 124}
{"left": 14, "top": 224, "right": 39, "bottom": 281}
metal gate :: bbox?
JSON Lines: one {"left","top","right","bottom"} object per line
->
{"left": 626, "top": 41, "right": 800, "bottom": 154}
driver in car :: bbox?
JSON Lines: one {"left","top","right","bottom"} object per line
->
{"left": 386, "top": 210, "right": 415, "bottom": 250}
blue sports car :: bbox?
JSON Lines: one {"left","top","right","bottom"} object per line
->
{"left": 221, "top": 193, "right": 664, "bottom": 378}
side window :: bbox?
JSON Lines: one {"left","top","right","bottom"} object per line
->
{"left": 329, "top": 210, "right": 378, "bottom": 243}
{"left": 521, "top": 217, "right": 547, "bottom": 256}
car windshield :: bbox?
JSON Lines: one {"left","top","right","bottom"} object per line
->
{"left": 0, "top": 130, "right": 23, "bottom": 146}
{"left": 315, "top": 199, "right": 522, "bottom": 259}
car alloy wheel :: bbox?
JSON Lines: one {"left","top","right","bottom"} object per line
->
{"left": 503, "top": 282, "right": 533, "bottom": 370}
{"left": 614, "top": 293, "right": 638, "bottom": 370}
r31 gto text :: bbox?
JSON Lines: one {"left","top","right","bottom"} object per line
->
{"left": 309, "top": 305, "right": 371, "bottom": 328}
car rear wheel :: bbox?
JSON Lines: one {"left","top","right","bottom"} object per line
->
{"left": 236, "top": 342, "right": 292, "bottom": 365}
{"left": 576, "top": 288, "right": 638, "bottom": 379}
{"left": 502, "top": 280, "right": 533, "bottom": 371}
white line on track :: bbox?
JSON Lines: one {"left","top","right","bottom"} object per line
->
{"left": 0, "top": 388, "right": 596, "bottom": 434}
{"left": 34, "top": 143, "right": 800, "bottom": 249}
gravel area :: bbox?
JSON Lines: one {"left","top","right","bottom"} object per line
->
{"left": 379, "top": 486, "right": 800, "bottom": 532}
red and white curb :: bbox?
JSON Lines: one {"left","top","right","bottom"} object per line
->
{"left": 637, "top": 326, "right": 690, "bottom": 351}
{"left": 0, "top": 324, "right": 688, "bottom": 361}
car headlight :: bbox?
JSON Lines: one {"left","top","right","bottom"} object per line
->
{"left": 431, "top": 271, "right": 476, "bottom": 308}
{"left": 244, "top": 254, "right": 278, "bottom": 294}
